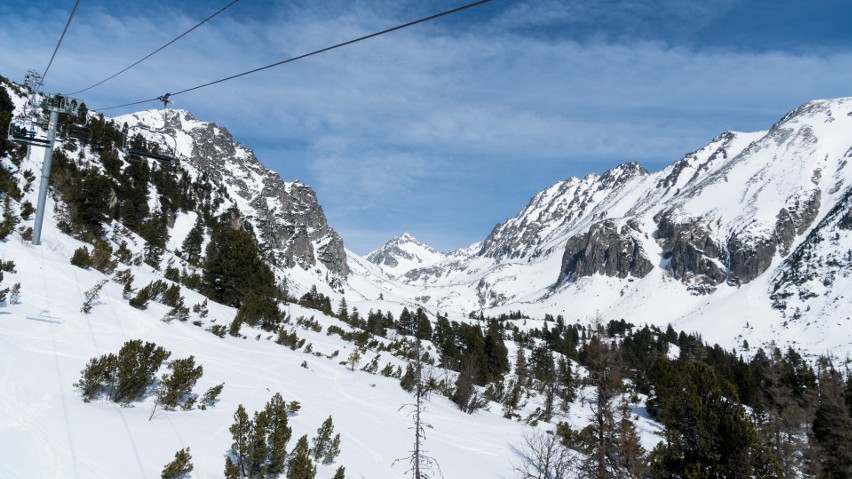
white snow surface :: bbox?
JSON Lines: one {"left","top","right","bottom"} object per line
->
{"left": 0, "top": 225, "right": 541, "bottom": 478}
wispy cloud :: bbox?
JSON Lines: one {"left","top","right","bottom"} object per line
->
{"left": 2, "top": 0, "right": 851, "bottom": 253}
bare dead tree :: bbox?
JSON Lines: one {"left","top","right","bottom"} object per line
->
{"left": 512, "top": 429, "right": 574, "bottom": 479}
{"left": 395, "top": 335, "right": 442, "bottom": 479}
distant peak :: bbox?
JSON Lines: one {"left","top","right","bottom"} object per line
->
{"left": 392, "top": 232, "right": 417, "bottom": 243}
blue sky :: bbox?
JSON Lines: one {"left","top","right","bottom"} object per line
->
{"left": 2, "top": 0, "right": 852, "bottom": 254}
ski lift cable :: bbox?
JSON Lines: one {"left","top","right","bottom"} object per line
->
{"left": 91, "top": 0, "right": 494, "bottom": 112}
{"left": 68, "top": 0, "right": 242, "bottom": 96}
{"left": 42, "top": 0, "right": 82, "bottom": 85}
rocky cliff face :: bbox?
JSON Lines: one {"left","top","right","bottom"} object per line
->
{"left": 771, "top": 187, "right": 852, "bottom": 319}
{"left": 121, "top": 109, "right": 349, "bottom": 278}
{"left": 557, "top": 220, "right": 653, "bottom": 283}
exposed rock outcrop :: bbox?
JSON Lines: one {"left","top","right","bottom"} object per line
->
{"left": 654, "top": 212, "right": 726, "bottom": 290}
{"left": 149, "top": 110, "right": 349, "bottom": 276}
{"left": 557, "top": 220, "right": 653, "bottom": 284}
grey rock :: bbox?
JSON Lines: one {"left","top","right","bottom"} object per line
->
{"left": 163, "top": 111, "right": 349, "bottom": 276}
{"left": 654, "top": 212, "right": 726, "bottom": 289}
{"left": 557, "top": 220, "right": 653, "bottom": 284}
{"left": 727, "top": 233, "right": 776, "bottom": 285}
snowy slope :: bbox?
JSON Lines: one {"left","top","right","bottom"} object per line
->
{"left": 0, "top": 231, "right": 534, "bottom": 478}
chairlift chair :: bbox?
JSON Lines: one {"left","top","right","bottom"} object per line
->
{"left": 62, "top": 123, "right": 93, "bottom": 144}
{"left": 7, "top": 117, "right": 51, "bottom": 147}
{"left": 122, "top": 124, "right": 180, "bottom": 164}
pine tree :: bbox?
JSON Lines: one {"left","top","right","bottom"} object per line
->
{"left": 200, "top": 383, "right": 224, "bottom": 410}
{"left": 808, "top": 357, "right": 852, "bottom": 478}
{"left": 235, "top": 291, "right": 282, "bottom": 331}
{"left": 287, "top": 435, "right": 316, "bottom": 479}
{"left": 265, "top": 393, "right": 291, "bottom": 476}
{"left": 181, "top": 215, "right": 205, "bottom": 265}
{"left": 229, "top": 405, "right": 251, "bottom": 477}
{"left": 246, "top": 409, "right": 270, "bottom": 477}
{"left": 415, "top": 308, "right": 432, "bottom": 340}
{"left": 398, "top": 307, "right": 414, "bottom": 336}
{"left": 337, "top": 297, "right": 348, "bottom": 321}
{"left": 81, "top": 279, "right": 108, "bottom": 314}
{"left": 161, "top": 447, "right": 193, "bottom": 479}
{"left": 332, "top": 465, "right": 346, "bottom": 479}
{"left": 71, "top": 246, "right": 93, "bottom": 268}
{"left": 312, "top": 416, "right": 341, "bottom": 464}
{"left": 483, "top": 319, "right": 509, "bottom": 382}
{"left": 348, "top": 349, "right": 362, "bottom": 371}
{"left": 396, "top": 332, "right": 440, "bottom": 479}
{"left": 8, "top": 282, "right": 20, "bottom": 304}
{"left": 158, "top": 356, "right": 203, "bottom": 409}
{"left": 650, "top": 360, "right": 780, "bottom": 478}
{"left": 203, "top": 227, "right": 277, "bottom": 308}
{"left": 580, "top": 322, "right": 625, "bottom": 478}
{"left": 224, "top": 457, "right": 240, "bottom": 479}
{"left": 515, "top": 347, "right": 529, "bottom": 388}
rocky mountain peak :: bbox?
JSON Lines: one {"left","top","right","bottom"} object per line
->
{"left": 116, "top": 108, "right": 349, "bottom": 278}
{"left": 366, "top": 233, "right": 445, "bottom": 277}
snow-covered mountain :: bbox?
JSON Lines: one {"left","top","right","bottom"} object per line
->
{"left": 116, "top": 109, "right": 349, "bottom": 284}
{"left": 357, "top": 99, "right": 852, "bottom": 357}
{"left": 365, "top": 233, "right": 446, "bottom": 277}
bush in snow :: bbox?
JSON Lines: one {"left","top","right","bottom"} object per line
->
{"left": 70, "top": 246, "right": 93, "bottom": 269}
{"left": 161, "top": 448, "right": 193, "bottom": 479}
{"left": 74, "top": 339, "right": 171, "bottom": 404}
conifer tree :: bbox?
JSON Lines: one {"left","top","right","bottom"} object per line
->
{"left": 200, "top": 383, "right": 224, "bottom": 410}
{"left": 229, "top": 405, "right": 251, "bottom": 477}
{"left": 265, "top": 393, "right": 291, "bottom": 476}
{"left": 71, "top": 246, "right": 93, "bottom": 269}
{"left": 650, "top": 360, "right": 779, "bottom": 478}
{"left": 80, "top": 279, "right": 107, "bottom": 314}
{"left": 158, "top": 356, "right": 203, "bottom": 409}
{"left": 181, "top": 215, "right": 205, "bottom": 265}
{"left": 348, "top": 349, "right": 362, "bottom": 371}
{"left": 396, "top": 329, "right": 440, "bottom": 479}
{"left": 515, "top": 347, "right": 529, "bottom": 388}
{"left": 312, "top": 416, "right": 341, "bottom": 464}
{"left": 8, "top": 282, "right": 20, "bottom": 304}
{"left": 580, "top": 322, "right": 625, "bottom": 478}
{"left": 203, "top": 226, "right": 277, "bottom": 308}
{"left": 161, "top": 447, "right": 193, "bottom": 479}
{"left": 224, "top": 457, "right": 240, "bottom": 479}
{"left": 332, "top": 465, "right": 346, "bottom": 479}
{"left": 415, "top": 308, "right": 432, "bottom": 340}
{"left": 398, "top": 307, "right": 414, "bottom": 336}
{"left": 808, "top": 357, "right": 852, "bottom": 478}
{"left": 337, "top": 297, "right": 348, "bottom": 321}
{"left": 287, "top": 435, "right": 316, "bottom": 479}
{"left": 246, "top": 409, "right": 270, "bottom": 477}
